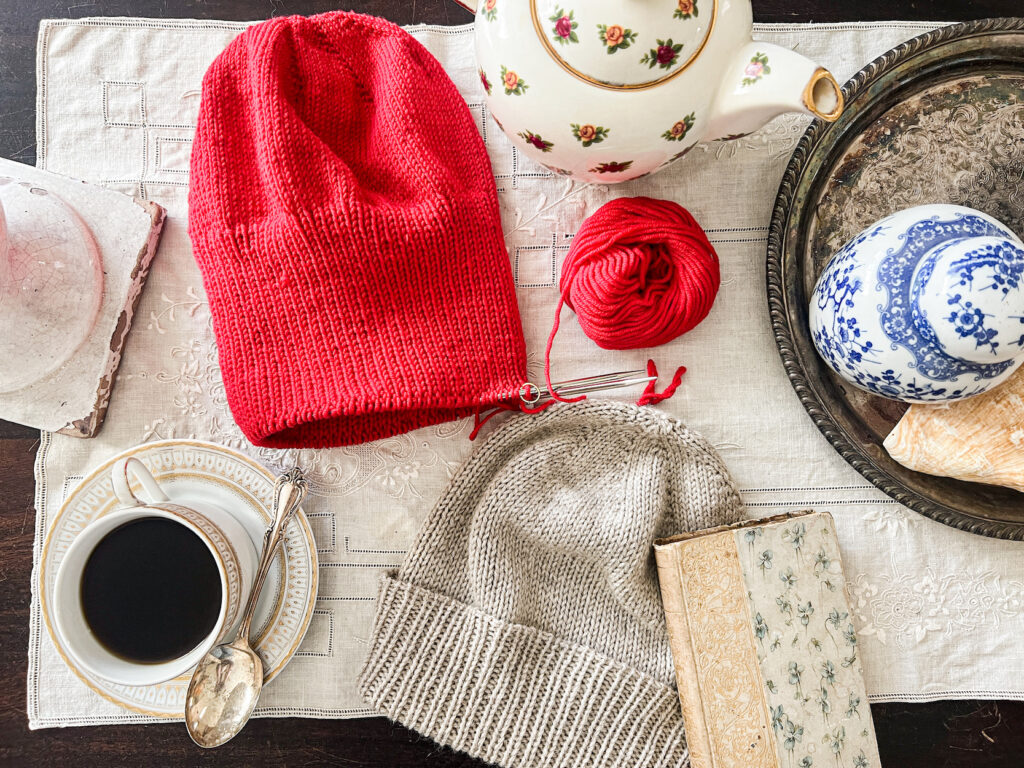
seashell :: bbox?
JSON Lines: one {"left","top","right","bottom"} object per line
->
{"left": 884, "top": 366, "right": 1024, "bottom": 492}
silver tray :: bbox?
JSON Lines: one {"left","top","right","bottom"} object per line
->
{"left": 767, "top": 18, "right": 1024, "bottom": 539}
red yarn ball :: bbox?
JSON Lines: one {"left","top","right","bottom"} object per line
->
{"left": 561, "top": 196, "right": 720, "bottom": 350}
{"left": 541, "top": 196, "right": 720, "bottom": 407}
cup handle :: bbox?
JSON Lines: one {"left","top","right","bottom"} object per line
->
{"left": 111, "top": 457, "right": 171, "bottom": 507}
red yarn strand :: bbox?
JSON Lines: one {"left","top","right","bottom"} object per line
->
{"left": 544, "top": 296, "right": 588, "bottom": 405}
{"left": 469, "top": 396, "right": 557, "bottom": 440}
{"left": 637, "top": 359, "right": 687, "bottom": 407}
{"left": 469, "top": 402, "right": 517, "bottom": 441}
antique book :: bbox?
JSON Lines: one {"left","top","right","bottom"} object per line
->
{"left": 655, "top": 510, "right": 881, "bottom": 768}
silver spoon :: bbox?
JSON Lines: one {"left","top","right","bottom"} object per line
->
{"left": 185, "top": 467, "right": 308, "bottom": 748}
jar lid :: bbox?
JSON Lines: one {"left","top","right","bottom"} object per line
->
{"left": 913, "top": 236, "right": 1024, "bottom": 365}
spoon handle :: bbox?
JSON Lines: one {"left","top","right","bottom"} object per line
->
{"left": 236, "top": 468, "right": 308, "bottom": 642}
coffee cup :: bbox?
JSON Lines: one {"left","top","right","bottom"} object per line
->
{"left": 53, "top": 457, "right": 258, "bottom": 687}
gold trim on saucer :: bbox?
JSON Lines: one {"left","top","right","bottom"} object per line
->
{"left": 38, "top": 439, "right": 319, "bottom": 719}
{"left": 529, "top": 0, "right": 717, "bottom": 92}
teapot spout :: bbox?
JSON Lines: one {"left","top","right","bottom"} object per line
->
{"left": 704, "top": 42, "right": 843, "bottom": 141}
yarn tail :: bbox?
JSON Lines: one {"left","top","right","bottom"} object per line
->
{"left": 636, "top": 359, "right": 686, "bottom": 406}
{"left": 543, "top": 296, "right": 588, "bottom": 405}
{"left": 469, "top": 398, "right": 557, "bottom": 441}
{"left": 469, "top": 402, "right": 516, "bottom": 441}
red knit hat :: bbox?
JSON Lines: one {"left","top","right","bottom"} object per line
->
{"left": 189, "top": 12, "right": 527, "bottom": 449}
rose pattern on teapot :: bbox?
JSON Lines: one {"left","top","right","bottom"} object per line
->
{"left": 549, "top": 6, "right": 579, "bottom": 45}
{"left": 598, "top": 24, "right": 638, "bottom": 53}
{"left": 742, "top": 52, "right": 771, "bottom": 86}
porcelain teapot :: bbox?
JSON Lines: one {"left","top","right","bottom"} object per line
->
{"left": 455, "top": 0, "right": 844, "bottom": 183}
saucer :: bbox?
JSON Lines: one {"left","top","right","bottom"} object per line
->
{"left": 38, "top": 440, "right": 319, "bottom": 718}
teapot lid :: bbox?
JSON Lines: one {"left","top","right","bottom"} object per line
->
{"left": 530, "top": 0, "right": 714, "bottom": 90}
{"left": 913, "top": 236, "right": 1024, "bottom": 365}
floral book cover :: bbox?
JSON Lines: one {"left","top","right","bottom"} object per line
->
{"left": 655, "top": 510, "right": 881, "bottom": 768}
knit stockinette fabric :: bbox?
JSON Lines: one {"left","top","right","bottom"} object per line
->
{"left": 359, "top": 400, "right": 746, "bottom": 768}
{"left": 188, "top": 12, "right": 527, "bottom": 448}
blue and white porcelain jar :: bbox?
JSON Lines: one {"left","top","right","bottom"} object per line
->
{"left": 809, "top": 204, "right": 1024, "bottom": 403}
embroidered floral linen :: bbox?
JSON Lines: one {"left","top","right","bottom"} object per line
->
{"left": 28, "top": 19, "right": 1024, "bottom": 729}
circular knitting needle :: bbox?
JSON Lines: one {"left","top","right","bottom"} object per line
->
{"left": 184, "top": 468, "right": 307, "bottom": 748}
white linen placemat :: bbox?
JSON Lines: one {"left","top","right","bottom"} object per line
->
{"left": 29, "top": 17, "right": 1024, "bottom": 729}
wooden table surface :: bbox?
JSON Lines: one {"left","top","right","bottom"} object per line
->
{"left": 2, "top": 1, "right": 1023, "bottom": 765}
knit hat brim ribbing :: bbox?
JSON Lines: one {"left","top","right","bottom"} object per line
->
{"left": 358, "top": 574, "right": 689, "bottom": 768}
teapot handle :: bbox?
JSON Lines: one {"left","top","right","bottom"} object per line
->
{"left": 451, "top": 0, "right": 478, "bottom": 12}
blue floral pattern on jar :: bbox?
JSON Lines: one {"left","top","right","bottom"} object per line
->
{"left": 810, "top": 206, "right": 1024, "bottom": 403}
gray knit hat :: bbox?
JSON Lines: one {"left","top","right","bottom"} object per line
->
{"left": 358, "top": 401, "right": 745, "bottom": 768}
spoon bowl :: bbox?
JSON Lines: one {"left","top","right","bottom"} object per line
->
{"left": 185, "top": 639, "right": 263, "bottom": 748}
{"left": 185, "top": 468, "right": 307, "bottom": 748}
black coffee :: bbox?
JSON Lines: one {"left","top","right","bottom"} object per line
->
{"left": 80, "top": 517, "right": 223, "bottom": 664}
